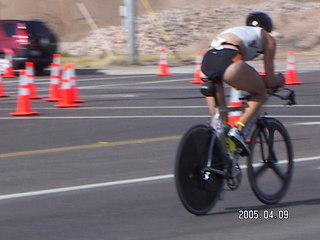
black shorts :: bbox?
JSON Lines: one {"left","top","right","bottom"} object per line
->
{"left": 201, "top": 48, "right": 241, "bottom": 81}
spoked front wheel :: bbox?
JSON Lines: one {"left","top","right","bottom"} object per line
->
{"left": 174, "top": 124, "right": 224, "bottom": 215}
{"left": 247, "top": 117, "right": 294, "bottom": 204}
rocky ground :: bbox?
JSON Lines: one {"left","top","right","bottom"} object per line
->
{"left": 63, "top": 0, "right": 320, "bottom": 57}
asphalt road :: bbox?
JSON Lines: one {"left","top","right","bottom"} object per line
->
{"left": 0, "top": 67, "right": 319, "bottom": 240}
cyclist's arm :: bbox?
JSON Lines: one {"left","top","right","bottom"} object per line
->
{"left": 261, "top": 30, "right": 284, "bottom": 88}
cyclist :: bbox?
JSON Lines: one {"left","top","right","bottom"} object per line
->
{"left": 201, "top": 11, "right": 284, "bottom": 156}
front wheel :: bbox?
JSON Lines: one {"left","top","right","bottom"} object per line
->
{"left": 174, "top": 124, "right": 224, "bottom": 215}
{"left": 247, "top": 117, "right": 294, "bottom": 204}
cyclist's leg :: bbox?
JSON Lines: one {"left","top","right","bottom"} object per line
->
{"left": 223, "top": 60, "right": 267, "bottom": 130}
{"left": 206, "top": 96, "right": 215, "bottom": 119}
{"left": 206, "top": 81, "right": 227, "bottom": 121}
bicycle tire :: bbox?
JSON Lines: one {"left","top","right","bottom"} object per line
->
{"left": 247, "top": 117, "right": 294, "bottom": 204}
{"left": 174, "top": 124, "right": 224, "bottom": 215}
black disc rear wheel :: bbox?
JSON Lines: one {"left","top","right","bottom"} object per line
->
{"left": 174, "top": 125, "right": 224, "bottom": 215}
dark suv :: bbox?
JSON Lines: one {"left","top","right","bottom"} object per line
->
{"left": 0, "top": 20, "right": 58, "bottom": 74}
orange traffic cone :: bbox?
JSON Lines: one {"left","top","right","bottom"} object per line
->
{"left": 54, "top": 65, "right": 79, "bottom": 108}
{"left": 285, "top": 51, "right": 303, "bottom": 85}
{"left": 157, "top": 49, "right": 171, "bottom": 76}
{"left": 69, "top": 63, "right": 85, "bottom": 103}
{"left": 0, "top": 74, "right": 10, "bottom": 97}
{"left": 191, "top": 52, "right": 204, "bottom": 84}
{"left": 3, "top": 48, "right": 16, "bottom": 78}
{"left": 52, "top": 53, "right": 62, "bottom": 76}
{"left": 52, "top": 53, "right": 61, "bottom": 66}
{"left": 228, "top": 87, "right": 243, "bottom": 127}
{"left": 44, "top": 62, "right": 61, "bottom": 102}
{"left": 10, "top": 70, "right": 39, "bottom": 116}
{"left": 25, "top": 62, "right": 42, "bottom": 99}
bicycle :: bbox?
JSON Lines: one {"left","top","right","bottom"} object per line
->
{"left": 174, "top": 75, "right": 295, "bottom": 215}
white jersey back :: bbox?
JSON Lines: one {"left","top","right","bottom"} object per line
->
{"left": 221, "top": 26, "right": 263, "bottom": 61}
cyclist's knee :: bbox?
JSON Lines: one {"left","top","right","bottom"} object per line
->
{"left": 250, "top": 88, "right": 267, "bottom": 101}
{"left": 257, "top": 86, "right": 267, "bottom": 96}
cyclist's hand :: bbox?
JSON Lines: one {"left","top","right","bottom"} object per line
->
{"left": 263, "top": 72, "right": 284, "bottom": 89}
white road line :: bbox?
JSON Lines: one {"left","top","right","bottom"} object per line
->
{"left": 0, "top": 106, "right": 208, "bottom": 111}
{"left": 81, "top": 78, "right": 192, "bottom": 89}
{"left": 0, "top": 115, "right": 209, "bottom": 120}
{"left": 294, "top": 122, "right": 320, "bottom": 126}
{"left": 269, "top": 115, "right": 320, "bottom": 118}
{"left": 265, "top": 105, "right": 320, "bottom": 107}
{"left": 0, "top": 175, "right": 173, "bottom": 201}
{"left": 4, "top": 74, "right": 190, "bottom": 88}
{"left": 81, "top": 86, "right": 196, "bottom": 90}
{"left": 0, "top": 115, "right": 320, "bottom": 120}
{"left": 0, "top": 155, "right": 319, "bottom": 201}
{"left": 74, "top": 74, "right": 189, "bottom": 82}
{"left": 35, "top": 74, "right": 155, "bottom": 83}
{"left": 0, "top": 105, "right": 319, "bottom": 111}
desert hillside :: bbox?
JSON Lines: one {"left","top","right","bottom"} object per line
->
{"left": 1, "top": 0, "right": 319, "bottom": 56}
{"left": 0, "top": 0, "right": 274, "bottom": 40}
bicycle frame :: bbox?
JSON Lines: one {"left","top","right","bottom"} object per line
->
{"left": 203, "top": 125, "right": 226, "bottom": 180}
{"left": 202, "top": 80, "right": 295, "bottom": 190}
{"left": 174, "top": 79, "right": 295, "bottom": 214}
{"left": 202, "top": 102, "right": 245, "bottom": 190}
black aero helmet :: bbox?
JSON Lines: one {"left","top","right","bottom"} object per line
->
{"left": 246, "top": 11, "right": 273, "bottom": 32}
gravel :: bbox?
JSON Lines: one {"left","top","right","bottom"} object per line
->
{"left": 64, "top": 0, "right": 320, "bottom": 57}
